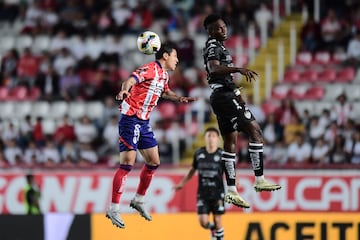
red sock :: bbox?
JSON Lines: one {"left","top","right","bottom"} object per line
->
{"left": 136, "top": 164, "right": 158, "bottom": 196}
{"left": 111, "top": 164, "right": 132, "bottom": 203}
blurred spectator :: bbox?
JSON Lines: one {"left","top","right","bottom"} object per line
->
{"left": 61, "top": 140, "right": 78, "bottom": 164}
{"left": 287, "top": 131, "right": 312, "bottom": 164}
{"left": 33, "top": 117, "right": 45, "bottom": 148}
{"left": 79, "top": 143, "right": 98, "bottom": 164}
{"left": 53, "top": 48, "right": 76, "bottom": 76}
{"left": 320, "top": 8, "right": 348, "bottom": 52}
{"left": 19, "top": 115, "right": 33, "bottom": 148}
{"left": 85, "top": 34, "right": 104, "bottom": 60}
{"left": 23, "top": 140, "right": 43, "bottom": 165}
{"left": 300, "top": 15, "right": 321, "bottom": 52}
{"left": 176, "top": 27, "right": 195, "bottom": 68}
{"left": 269, "top": 140, "right": 288, "bottom": 165}
{"left": 4, "top": 138, "right": 23, "bottom": 165}
{"left": 98, "top": 114, "right": 118, "bottom": 158}
{"left": 49, "top": 30, "right": 70, "bottom": 54}
{"left": 127, "top": 2, "right": 153, "bottom": 34}
{"left": 283, "top": 115, "right": 305, "bottom": 145}
{"left": 70, "top": 34, "right": 88, "bottom": 61}
{"left": 345, "top": 29, "right": 360, "bottom": 67}
{"left": 331, "top": 93, "right": 353, "bottom": 127}
{"left": 254, "top": 2, "right": 273, "bottom": 37}
{"left": 323, "top": 121, "right": 340, "bottom": 148}
{"left": 2, "top": 122, "right": 19, "bottom": 145}
{"left": 188, "top": 4, "right": 213, "bottom": 35}
{"left": 329, "top": 134, "right": 347, "bottom": 163}
{"left": 274, "top": 98, "right": 299, "bottom": 127}
{"left": 74, "top": 115, "right": 98, "bottom": 145}
{"left": 35, "top": 65, "right": 60, "bottom": 101}
{"left": 17, "top": 48, "right": 39, "bottom": 88}
{"left": 308, "top": 116, "right": 326, "bottom": 145}
{"left": 318, "top": 109, "right": 331, "bottom": 129}
{"left": 59, "top": 66, "right": 81, "bottom": 101}
{"left": 111, "top": 1, "right": 132, "bottom": 33}
{"left": 22, "top": 0, "right": 43, "bottom": 34}
{"left": 42, "top": 139, "right": 61, "bottom": 165}
{"left": 246, "top": 95, "right": 266, "bottom": 125}
{"left": 1, "top": 49, "right": 19, "bottom": 88}
{"left": 262, "top": 113, "right": 283, "bottom": 146}
{"left": 101, "top": 96, "right": 120, "bottom": 128}
{"left": 311, "top": 137, "right": 330, "bottom": 164}
{"left": 53, "top": 114, "right": 76, "bottom": 147}
{"left": 345, "top": 130, "right": 360, "bottom": 164}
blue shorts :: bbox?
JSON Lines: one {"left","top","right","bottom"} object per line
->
{"left": 118, "top": 114, "right": 158, "bottom": 152}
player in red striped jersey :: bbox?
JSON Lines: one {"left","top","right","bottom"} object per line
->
{"left": 106, "top": 43, "right": 197, "bottom": 229}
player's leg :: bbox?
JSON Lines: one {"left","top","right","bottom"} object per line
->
{"left": 106, "top": 115, "right": 139, "bottom": 228}
{"left": 197, "top": 199, "right": 215, "bottom": 239}
{"left": 130, "top": 122, "right": 160, "bottom": 221}
{"left": 242, "top": 120, "right": 281, "bottom": 192}
{"left": 222, "top": 132, "right": 250, "bottom": 208}
{"left": 212, "top": 214, "right": 224, "bottom": 240}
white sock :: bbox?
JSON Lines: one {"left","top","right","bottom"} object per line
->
{"left": 256, "top": 175, "right": 265, "bottom": 183}
{"left": 227, "top": 186, "right": 237, "bottom": 192}
{"left": 134, "top": 193, "right": 144, "bottom": 202}
{"left": 110, "top": 203, "right": 119, "bottom": 211}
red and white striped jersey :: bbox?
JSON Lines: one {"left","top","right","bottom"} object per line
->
{"left": 120, "top": 61, "right": 169, "bottom": 120}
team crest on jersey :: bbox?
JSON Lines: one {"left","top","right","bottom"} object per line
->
{"left": 244, "top": 110, "right": 252, "bottom": 119}
{"left": 214, "top": 155, "right": 220, "bottom": 162}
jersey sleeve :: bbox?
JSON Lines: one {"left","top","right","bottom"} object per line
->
{"left": 130, "top": 63, "right": 155, "bottom": 83}
{"left": 205, "top": 42, "right": 222, "bottom": 61}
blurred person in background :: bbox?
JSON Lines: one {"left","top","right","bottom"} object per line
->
{"left": 287, "top": 131, "right": 312, "bottom": 164}
{"left": 174, "top": 127, "right": 225, "bottom": 240}
{"left": 24, "top": 173, "right": 41, "bottom": 214}
{"left": 311, "top": 137, "right": 330, "bottom": 164}
{"left": 106, "top": 43, "right": 197, "bottom": 229}
{"left": 345, "top": 130, "right": 360, "bottom": 164}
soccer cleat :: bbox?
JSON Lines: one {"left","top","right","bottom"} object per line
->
{"left": 224, "top": 190, "right": 250, "bottom": 208}
{"left": 130, "top": 199, "right": 152, "bottom": 221}
{"left": 106, "top": 208, "right": 125, "bottom": 229}
{"left": 254, "top": 178, "right": 281, "bottom": 192}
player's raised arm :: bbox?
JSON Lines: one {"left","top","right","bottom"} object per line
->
{"left": 115, "top": 77, "right": 136, "bottom": 101}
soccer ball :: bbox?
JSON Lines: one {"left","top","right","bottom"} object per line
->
{"left": 137, "top": 31, "right": 161, "bottom": 55}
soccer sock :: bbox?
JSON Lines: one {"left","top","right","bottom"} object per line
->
{"left": 249, "top": 143, "right": 264, "bottom": 177}
{"left": 221, "top": 151, "right": 237, "bottom": 189}
{"left": 214, "top": 228, "right": 224, "bottom": 240}
{"left": 111, "top": 164, "right": 132, "bottom": 205}
{"left": 136, "top": 164, "right": 159, "bottom": 196}
{"left": 206, "top": 222, "right": 215, "bottom": 230}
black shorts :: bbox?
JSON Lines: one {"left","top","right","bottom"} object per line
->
{"left": 197, "top": 197, "right": 225, "bottom": 215}
{"left": 210, "top": 90, "right": 255, "bottom": 135}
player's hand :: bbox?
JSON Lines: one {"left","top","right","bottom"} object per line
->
{"left": 116, "top": 91, "right": 130, "bottom": 101}
{"left": 239, "top": 68, "right": 258, "bottom": 82}
{"left": 179, "top": 97, "right": 198, "bottom": 103}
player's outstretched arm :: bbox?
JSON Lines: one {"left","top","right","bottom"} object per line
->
{"left": 207, "top": 60, "right": 258, "bottom": 82}
{"left": 173, "top": 167, "right": 196, "bottom": 191}
{"left": 115, "top": 77, "right": 136, "bottom": 101}
{"left": 162, "top": 89, "right": 198, "bottom": 103}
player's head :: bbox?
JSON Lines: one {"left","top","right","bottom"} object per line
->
{"left": 203, "top": 14, "right": 228, "bottom": 41}
{"left": 204, "top": 127, "right": 220, "bottom": 148}
{"left": 155, "top": 42, "right": 178, "bottom": 71}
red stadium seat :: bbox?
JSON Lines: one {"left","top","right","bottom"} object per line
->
{"left": 9, "top": 86, "right": 28, "bottom": 101}
{"left": 28, "top": 87, "right": 41, "bottom": 101}
{"left": 313, "top": 51, "right": 331, "bottom": 65}
{"left": 295, "top": 51, "right": 313, "bottom": 66}
{"left": 299, "top": 69, "right": 318, "bottom": 82}
{"left": 337, "top": 67, "right": 356, "bottom": 83}
{"left": 271, "top": 84, "right": 290, "bottom": 100}
{"left": 0, "top": 87, "right": 10, "bottom": 101}
{"left": 283, "top": 69, "right": 301, "bottom": 83}
{"left": 303, "top": 85, "right": 325, "bottom": 100}
{"left": 317, "top": 69, "right": 337, "bottom": 83}
{"left": 287, "top": 85, "right": 309, "bottom": 100}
